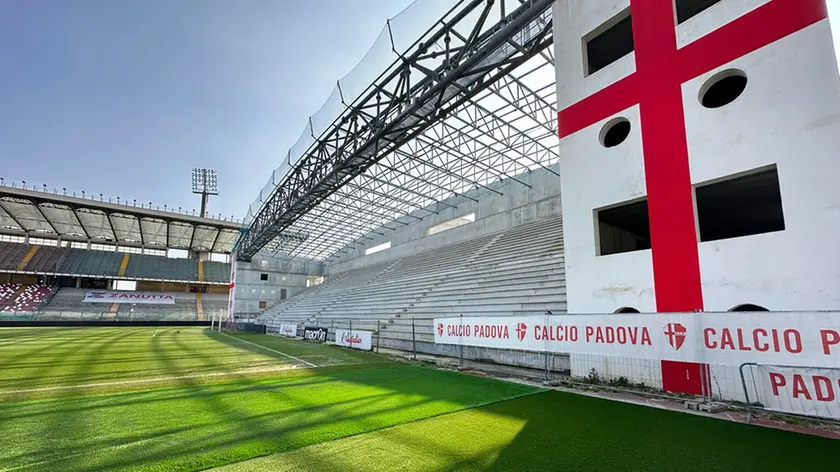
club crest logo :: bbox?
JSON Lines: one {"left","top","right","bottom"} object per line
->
{"left": 516, "top": 322, "right": 527, "bottom": 341}
{"left": 663, "top": 323, "right": 687, "bottom": 351}
{"left": 437, "top": 323, "right": 444, "bottom": 336}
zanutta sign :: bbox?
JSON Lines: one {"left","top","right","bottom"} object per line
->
{"left": 434, "top": 313, "right": 840, "bottom": 368}
{"left": 335, "top": 329, "right": 372, "bottom": 351}
{"left": 83, "top": 291, "right": 176, "bottom": 305}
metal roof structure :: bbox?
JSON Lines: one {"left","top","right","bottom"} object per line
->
{"left": 0, "top": 185, "right": 242, "bottom": 254}
{"left": 236, "top": 0, "right": 559, "bottom": 262}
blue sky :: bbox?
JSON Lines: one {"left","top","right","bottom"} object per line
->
{"left": 2, "top": 1, "right": 840, "bottom": 222}
{"left": 0, "top": 0, "right": 414, "bottom": 220}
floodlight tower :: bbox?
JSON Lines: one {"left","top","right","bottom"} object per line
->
{"left": 191, "top": 168, "right": 218, "bottom": 218}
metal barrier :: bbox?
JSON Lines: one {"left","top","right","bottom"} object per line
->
{"left": 740, "top": 362, "right": 840, "bottom": 423}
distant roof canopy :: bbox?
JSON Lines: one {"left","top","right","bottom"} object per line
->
{"left": 0, "top": 186, "right": 241, "bottom": 254}
{"left": 237, "top": 0, "right": 557, "bottom": 262}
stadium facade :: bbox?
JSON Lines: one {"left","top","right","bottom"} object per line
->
{"left": 230, "top": 0, "right": 840, "bottom": 405}
{"left": 0, "top": 184, "right": 235, "bottom": 320}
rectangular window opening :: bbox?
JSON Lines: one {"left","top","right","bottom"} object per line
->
{"left": 306, "top": 276, "right": 324, "bottom": 288}
{"left": 29, "top": 237, "right": 58, "bottom": 247}
{"left": 260, "top": 273, "right": 268, "bottom": 281}
{"left": 696, "top": 166, "right": 785, "bottom": 243}
{"left": 258, "top": 300, "right": 267, "bottom": 309}
{"left": 365, "top": 241, "right": 391, "bottom": 256}
{"left": 90, "top": 243, "right": 115, "bottom": 252}
{"left": 113, "top": 280, "right": 137, "bottom": 291}
{"left": 584, "top": 8, "right": 634, "bottom": 76}
{"left": 0, "top": 234, "right": 25, "bottom": 244}
{"left": 209, "top": 252, "right": 229, "bottom": 263}
{"left": 280, "top": 288, "right": 287, "bottom": 300}
{"left": 167, "top": 248, "right": 189, "bottom": 259}
{"left": 428, "top": 213, "right": 476, "bottom": 236}
{"left": 675, "top": 0, "right": 722, "bottom": 24}
{"left": 595, "top": 198, "right": 651, "bottom": 256}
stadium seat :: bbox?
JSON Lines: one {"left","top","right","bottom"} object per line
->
{"left": 257, "top": 217, "right": 567, "bottom": 343}
{"left": 0, "top": 243, "right": 30, "bottom": 271}
{"left": 24, "top": 246, "right": 70, "bottom": 273}
{"left": 1, "top": 285, "right": 52, "bottom": 313}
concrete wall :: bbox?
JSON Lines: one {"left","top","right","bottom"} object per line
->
{"left": 232, "top": 254, "right": 324, "bottom": 314}
{"left": 555, "top": 0, "right": 840, "bottom": 313}
{"left": 328, "top": 167, "right": 563, "bottom": 274}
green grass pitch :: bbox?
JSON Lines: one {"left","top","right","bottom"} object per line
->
{"left": 0, "top": 327, "right": 835, "bottom": 471}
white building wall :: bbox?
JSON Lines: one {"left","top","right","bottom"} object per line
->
{"left": 232, "top": 255, "right": 323, "bottom": 314}
{"left": 328, "top": 168, "right": 563, "bottom": 274}
{"left": 555, "top": 0, "right": 840, "bottom": 315}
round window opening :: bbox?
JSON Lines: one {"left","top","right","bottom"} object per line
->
{"left": 599, "top": 118, "right": 631, "bottom": 148}
{"left": 699, "top": 69, "right": 747, "bottom": 109}
{"left": 729, "top": 303, "right": 768, "bottom": 312}
{"left": 615, "top": 307, "right": 640, "bottom": 314}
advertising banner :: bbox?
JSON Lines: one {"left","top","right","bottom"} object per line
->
{"left": 279, "top": 323, "right": 298, "bottom": 337}
{"left": 303, "top": 326, "right": 328, "bottom": 343}
{"left": 83, "top": 291, "right": 176, "bottom": 305}
{"left": 434, "top": 312, "right": 840, "bottom": 368}
{"left": 754, "top": 365, "right": 840, "bottom": 420}
{"left": 335, "top": 329, "right": 372, "bottom": 350}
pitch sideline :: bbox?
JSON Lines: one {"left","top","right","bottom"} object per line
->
{"left": 214, "top": 331, "right": 318, "bottom": 367}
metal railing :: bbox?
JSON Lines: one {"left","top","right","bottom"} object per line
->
{"left": 740, "top": 362, "right": 840, "bottom": 424}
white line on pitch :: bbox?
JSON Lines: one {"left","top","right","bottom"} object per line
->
{"left": 0, "top": 363, "right": 368, "bottom": 395}
{"left": 152, "top": 329, "right": 160, "bottom": 337}
{"left": 215, "top": 331, "right": 318, "bottom": 367}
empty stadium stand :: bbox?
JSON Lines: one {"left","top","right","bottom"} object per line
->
{"left": 59, "top": 248, "right": 124, "bottom": 277}
{"left": 257, "top": 217, "right": 566, "bottom": 345}
{"left": 0, "top": 243, "right": 29, "bottom": 271}
{"left": 123, "top": 254, "right": 198, "bottom": 281}
{"left": 203, "top": 261, "right": 230, "bottom": 283}
{"left": 0, "top": 242, "right": 230, "bottom": 283}
{"left": 23, "top": 246, "right": 69, "bottom": 273}
{"left": 0, "top": 283, "right": 20, "bottom": 304}
{"left": 0, "top": 283, "right": 53, "bottom": 313}
{"left": 39, "top": 288, "right": 229, "bottom": 321}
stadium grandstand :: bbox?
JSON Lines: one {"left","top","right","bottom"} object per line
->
{"left": 229, "top": 0, "right": 563, "bottom": 366}
{"left": 0, "top": 182, "right": 237, "bottom": 320}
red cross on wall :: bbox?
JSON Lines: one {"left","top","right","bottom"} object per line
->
{"left": 557, "top": 0, "right": 827, "bottom": 313}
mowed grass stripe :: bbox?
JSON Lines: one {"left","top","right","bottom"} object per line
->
{"left": 0, "top": 365, "right": 541, "bottom": 472}
{"left": 213, "top": 390, "right": 838, "bottom": 472}
{"left": 0, "top": 328, "right": 314, "bottom": 394}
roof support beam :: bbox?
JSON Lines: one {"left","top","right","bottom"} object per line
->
{"left": 31, "top": 203, "right": 59, "bottom": 236}
{"left": 106, "top": 213, "right": 118, "bottom": 243}
{"left": 70, "top": 205, "right": 92, "bottom": 240}
{"left": 236, "top": 0, "right": 554, "bottom": 260}
{"left": 0, "top": 200, "right": 28, "bottom": 232}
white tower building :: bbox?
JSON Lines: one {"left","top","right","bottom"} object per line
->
{"left": 555, "top": 0, "right": 840, "bottom": 315}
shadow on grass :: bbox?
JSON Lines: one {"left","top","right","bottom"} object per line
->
{"left": 0, "top": 328, "right": 540, "bottom": 472}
